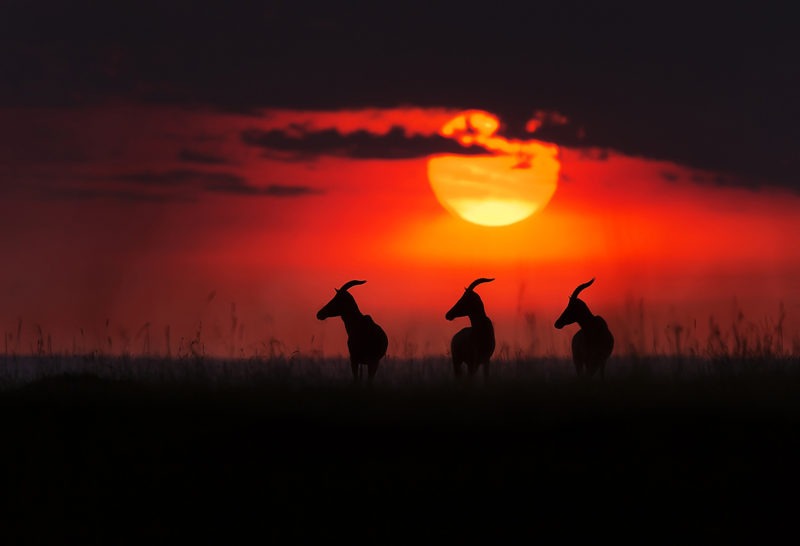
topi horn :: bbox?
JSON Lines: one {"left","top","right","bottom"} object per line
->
{"left": 570, "top": 278, "right": 595, "bottom": 300}
{"left": 466, "top": 278, "right": 495, "bottom": 291}
{"left": 338, "top": 279, "right": 367, "bottom": 292}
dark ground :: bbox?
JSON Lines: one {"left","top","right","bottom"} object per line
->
{"left": 1, "top": 367, "right": 799, "bottom": 544}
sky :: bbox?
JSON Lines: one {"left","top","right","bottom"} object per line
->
{"left": 0, "top": 1, "right": 798, "bottom": 358}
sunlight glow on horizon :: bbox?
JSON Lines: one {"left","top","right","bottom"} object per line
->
{"left": 1, "top": 104, "right": 798, "bottom": 358}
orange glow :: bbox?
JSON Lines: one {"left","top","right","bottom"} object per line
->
{"left": 1, "top": 105, "right": 799, "bottom": 359}
{"left": 525, "top": 119, "right": 542, "bottom": 133}
{"left": 526, "top": 110, "right": 569, "bottom": 133}
{"left": 428, "top": 111, "right": 560, "bottom": 226}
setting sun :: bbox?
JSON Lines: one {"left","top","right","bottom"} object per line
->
{"left": 427, "top": 111, "right": 560, "bottom": 226}
{"left": 428, "top": 154, "right": 559, "bottom": 226}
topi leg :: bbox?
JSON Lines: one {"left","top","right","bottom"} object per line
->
{"left": 367, "top": 361, "right": 379, "bottom": 381}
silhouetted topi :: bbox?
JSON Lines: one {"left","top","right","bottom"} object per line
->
{"left": 317, "top": 280, "right": 388, "bottom": 382}
{"left": 554, "top": 278, "right": 614, "bottom": 377}
{"left": 445, "top": 278, "right": 496, "bottom": 379}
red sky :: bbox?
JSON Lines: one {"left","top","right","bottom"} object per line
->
{"left": 1, "top": 105, "right": 798, "bottom": 358}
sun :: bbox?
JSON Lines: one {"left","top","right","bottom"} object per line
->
{"left": 428, "top": 155, "right": 559, "bottom": 227}
{"left": 427, "top": 110, "right": 560, "bottom": 227}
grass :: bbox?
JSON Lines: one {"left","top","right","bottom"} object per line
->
{"left": 0, "top": 303, "right": 796, "bottom": 542}
{"left": 0, "top": 352, "right": 799, "bottom": 543}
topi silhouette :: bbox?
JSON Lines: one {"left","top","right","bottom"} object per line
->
{"left": 554, "top": 278, "right": 614, "bottom": 378}
{"left": 317, "top": 280, "right": 388, "bottom": 382}
{"left": 445, "top": 278, "right": 496, "bottom": 380}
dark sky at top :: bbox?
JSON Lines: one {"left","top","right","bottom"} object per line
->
{"left": 1, "top": 0, "right": 798, "bottom": 190}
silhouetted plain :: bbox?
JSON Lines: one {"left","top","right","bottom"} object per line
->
{"left": 555, "top": 278, "right": 614, "bottom": 377}
{"left": 316, "top": 280, "right": 388, "bottom": 381}
{"left": 445, "top": 278, "right": 496, "bottom": 380}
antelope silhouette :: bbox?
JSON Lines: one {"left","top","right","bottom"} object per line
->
{"left": 445, "top": 278, "right": 496, "bottom": 380}
{"left": 554, "top": 278, "right": 614, "bottom": 378}
{"left": 317, "top": 280, "right": 388, "bottom": 382}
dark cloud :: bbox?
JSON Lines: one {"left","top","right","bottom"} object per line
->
{"left": 119, "top": 169, "right": 321, "bottom": 198}
{"left": 206, "top": 182, "right": 320, "bottom": 197}
{"left": 41, "top": 186, "right": 192, "bottom": 204}
{"left": 660, "top": 171, "right": 680, "bottom": 182}
{"left": 690, "top": 173, "right": 752, "bottom": 191}
{"left": 113, "top": 169, "right": 244, "bottom": 187}
{"left": 0, "top": 170, "right": 323, "bottom": 203}
{"left": 4, "top": 165, "right": 320, "bottom": 202}
{"left": 39, "top": 179, "right": 319, "bottom": 203}
{"left": 241, "top": 126, "right": 488, "bottom": 160}
{"left": 0, "top": 1, "right": 796, "bottom": 191}
{"left": 178, "top": 149, "right": 232, "bottom": 165}
{"left": 262, "top": 184, "right": 321, "bottom": 197}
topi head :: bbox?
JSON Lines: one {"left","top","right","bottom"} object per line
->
{"left": 317, "top": 280, "right": 367, "bottom": 320}
{"left": 445, "top": 278, "right": 494, "bottom": 321}
{"left": 554, "top": 278, "right": 595, "bottom": 329}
